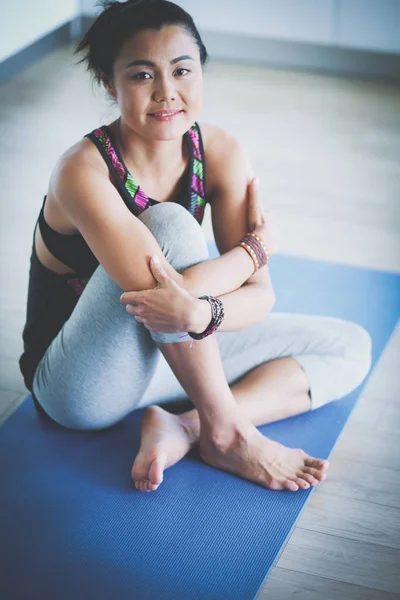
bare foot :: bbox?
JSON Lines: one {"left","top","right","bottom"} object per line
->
{"left": 132, "top": 405, "right": 197, "bottom": 492}
{"left": 199, "top": 421, "right": 329, "bottom": 492}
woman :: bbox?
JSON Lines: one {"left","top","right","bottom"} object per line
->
{"left": 19, "top": 0, "right": 372, "bottom": 494}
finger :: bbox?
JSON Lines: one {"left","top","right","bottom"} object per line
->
{"left": 126, "top": 304, "right": 140, "bottom": 315}
{"left": 120, "top": 291, "right": 140, "bottom": 305}
{"left": 137, "top": 317, "right": 154, "bottom": 331}
{"left": 150, "top": 255, "right": 169, "bottom": 285}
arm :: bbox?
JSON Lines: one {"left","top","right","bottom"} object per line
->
{"left": 119, "top": 130, "right": 278, "bottom": 334}
{"left": 52, "top": 149, "right": 255, "bottom": 297}
{"left": 187, "top": 128, "right": 277, "bottom": 333}
{"left": 50, "top": 149, "right": 253, "bottom": 296}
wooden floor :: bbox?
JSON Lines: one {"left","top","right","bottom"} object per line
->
{"left": 1, "top": 42, "right": 400, "bottom": 599}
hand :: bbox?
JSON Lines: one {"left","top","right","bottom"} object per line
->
{"left": 120, "top": 256, "right": 197, "bottom": 333}
{"left": 247, "top": 177, "right": 279, "bottom": 256}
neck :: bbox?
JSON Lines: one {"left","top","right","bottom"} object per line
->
{"left": 114, "top": 117, "right": 186, "bottom": 176}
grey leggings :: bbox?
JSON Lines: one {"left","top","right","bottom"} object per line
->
{"left": 33, "top": 202, "right": 372, "bottom": 430}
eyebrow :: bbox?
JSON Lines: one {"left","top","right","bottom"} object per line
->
{"left": 125, "top": 55, "right": 194, "bottom": 69}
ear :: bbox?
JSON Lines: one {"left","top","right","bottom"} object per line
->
{"left": 101, "top": 73, "right": 117, "bottom": 99}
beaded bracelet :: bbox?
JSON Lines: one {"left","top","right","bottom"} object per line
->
{"left": 237, "top": 232, "right": 270, "bottom": 273}
{"left": 243, "top": 233, "right": 270, "bottom": 268}
{"left": 188, "top": 295, "right": 225, "bottom": 341}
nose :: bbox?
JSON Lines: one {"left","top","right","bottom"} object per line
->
{"left": 152, "top": 74, "right": 176, "bottom": 103}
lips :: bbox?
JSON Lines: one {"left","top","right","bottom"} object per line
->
{"left": 148, "top": 110, "right": 184, "bottom": 123}
{"left": 149, "top": 110, "right": 183, "bottom": 119}
{"left": 149, "top": 109, "right": 183, "bottom": 117}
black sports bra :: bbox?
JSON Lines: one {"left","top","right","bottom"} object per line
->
{"left": 37, "top": 121, "right": 207, "bottom": 276}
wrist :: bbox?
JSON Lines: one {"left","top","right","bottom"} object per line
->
{"left": 233, "top": 245, "right": 256, "bottom": 277}
{"left": 188, "top": 297, "right": 212, "bottom": 334}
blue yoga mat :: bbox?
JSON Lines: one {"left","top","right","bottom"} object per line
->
{"left": 1, "top": 252, "right": 399, "bottom": 600}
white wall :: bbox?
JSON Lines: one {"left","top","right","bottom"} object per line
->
{"left": 177, "top": 0, "right": 335, "bottom": 45}
{"left": 81, "top": 0, "right": 334, "bottom": 43}
{"left": 81, "top": 0, "right": 400, "bottom": 55}
{"left": 0, "top": 0, "right": 80, "bottom": 63}
{"left": 16, "top": 0, "right": 399, "bottom": 60}
{"left": 81, "top": 0, "right": 102, "bottom": 15}
{"left": 337, "top": 0, "right": 400, "bottom": 54}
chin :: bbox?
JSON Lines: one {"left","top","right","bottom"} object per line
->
{"left": 145, "top": 114, "right": 196, "bottom": 140}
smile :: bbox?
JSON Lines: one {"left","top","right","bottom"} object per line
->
{"left": 148, "top": 110, "right": 183, "bottom": 121}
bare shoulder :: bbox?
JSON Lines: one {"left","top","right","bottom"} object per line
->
{"left": 198, "top": 123, "right": 253, "bottom": 197}
{"left": 36, "top": 136, "right": 108, "bottom": 235}
{"left": 199, "top": 123, "right": 242, "bottom": 161}
{"left": 49, "top": 136, "right": 107, "bottom": 200}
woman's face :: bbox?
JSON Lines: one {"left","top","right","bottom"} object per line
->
{"left": 106, "top": 25, "right": 203, "bottom": 141}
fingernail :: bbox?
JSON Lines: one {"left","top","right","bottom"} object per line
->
{"left": 254, "top": 177, "right": 260, "bottom": 186}
{"left": 152, "top": 255, "right": 160, "bottom": 263}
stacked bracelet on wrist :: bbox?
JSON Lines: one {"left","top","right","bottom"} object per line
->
{"left": 236, "top": 232, "right": 270, "bottom": 273}
{"left": 188, "top": 295, "right": 225, "bottom": 341}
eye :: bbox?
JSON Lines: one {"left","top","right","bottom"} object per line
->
{"left": 133, "top": 72, "right": 152, "bottom": 81}
{"left": 175, "top": 68, "right": 190, "bottom": 77}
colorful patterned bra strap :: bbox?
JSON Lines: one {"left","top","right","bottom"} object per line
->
{"left": 86, "top": 122, "right": 207, "bottom": 223}
{"left": 65, "top": 276, "right": 90, "bottom": 298}
{"left": 88, "top": 127, "right": 149, "bottom": 216}
{"left": 187, "top": 122, "right": 206, "bottom": 224}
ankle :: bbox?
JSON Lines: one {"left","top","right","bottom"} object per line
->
{"left": 178, "top": 410, "right": 201, "bottom": 446}
{"left": 199, "top": 409, "right": 249, "bottom": 448}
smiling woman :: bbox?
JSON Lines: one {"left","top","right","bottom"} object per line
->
{"left": 19, "top": 0, "right": 371, "bottom": 495}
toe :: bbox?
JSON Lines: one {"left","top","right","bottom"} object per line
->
{"left": 305, "top": 457, "right": 329, "bottom": 471}
{"left": 284, "top": 480, "right": 299, "bottom": 492}
{"left": 294, "top": 477, "right": 310, "bottom": 490}
{"left": 143, "top": 480, "right": 155, "bottom": 492}
{"left": 303, "top": 466, "right": 327, "bottom": 481}
{"left": 148, "top": 457, "right": 164, "bottom": 486}
{"left": 300, "top": 472, "right": 319, "bottom": 486}
{"left": 147, "top": 482, "right": 160, "bottom": 492}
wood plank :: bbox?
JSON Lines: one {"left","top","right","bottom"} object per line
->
{"left": 347, "top": 390, "right": 387, "bottom": 428}
{"left": 277, "top": 529, "right": 400, "bottom": 594}
{"left": 331, "top": 424, "right": 400, "bottom": 470}
{"left": 258, "top": 566, "right": 400, "bottom": 600}
{"left": 0, "top": 389, "right": 21, "bottom": 424}
{"left": 377, "top": 401, "right": 400, "bottom": 436}
{"left": 297, "top": 491, "right": 400, "bottom": 549}
{"left": 362, "top": 336, "right": 400, "bottom": 402}
{"left": 319, "top": 457, "right": 400, "bottom": 510}
{"left": 0, "top": 392, "right": 27, "bottom": 424}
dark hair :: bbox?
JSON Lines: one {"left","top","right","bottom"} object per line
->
{"left": 75, "top": 0, "right": 208, "bottom": 85}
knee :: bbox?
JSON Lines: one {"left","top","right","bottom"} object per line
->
{"left": 301, "top": 319, "right": 373, "bottom": 410}
{"left": 35, "top": 390, "right": 127, "bottom": 431}
{"left": 138, "top": 203, "right": 209, "bottom": 272}
{"left": 326, "top": 321, "right": 372, "bottom": 404}
{"left": 33, "top": 366, "right": 145, "bottom": 432}
{"left": 342, "top": 322, "right": 372, "bottom": 388}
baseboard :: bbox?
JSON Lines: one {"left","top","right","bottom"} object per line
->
{"left": 0, "top": 17, "right": 83, "bottom": 86}
{"left": 202, "top": 30, "right": 400, "bottom": 82}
